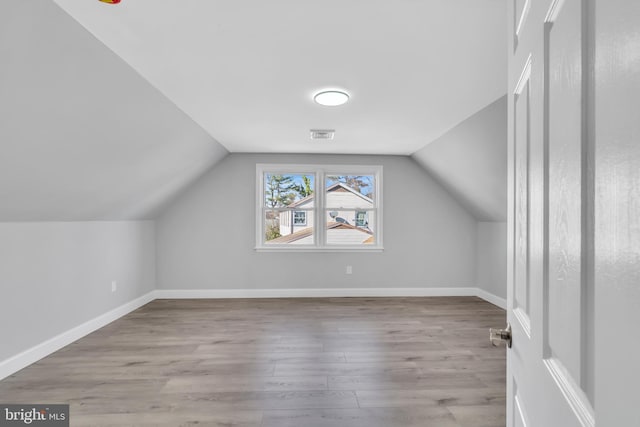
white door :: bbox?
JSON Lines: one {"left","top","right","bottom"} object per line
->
{"left": 593, "top": 1, "right": 640, "bottom": 425}
{"left": 506, "top": 0, "right": 594, "bottom": 425}
{"left": 506, "top": 0, "right": 639, "bottom": 426}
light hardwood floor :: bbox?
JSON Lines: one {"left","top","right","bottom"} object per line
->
{"left": 0, "top": 297, "right": 507, "bottom": 426}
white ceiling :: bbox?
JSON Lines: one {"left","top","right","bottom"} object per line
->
{"left": 53, "top": 0, "right": 507, "bottom": 155}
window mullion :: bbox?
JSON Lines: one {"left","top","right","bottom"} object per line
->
{"left": 316, "top": 170, "right": 324, "bottom": 248}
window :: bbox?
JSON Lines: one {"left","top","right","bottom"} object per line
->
{"left": 293, "top": 211, "right": 307, "bottom": 225}
{"left": 256, "top": 164, "right": 383, "bottom": 251}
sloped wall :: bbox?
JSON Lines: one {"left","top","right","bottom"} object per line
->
{"left": 157, "top": 154, "right": 478, "bottom": 290}
{"left": 0, "top": 0, "right": 227, "bottom": 221}
{"left": 412, "top": 96, "right": 507, "bottom": 222}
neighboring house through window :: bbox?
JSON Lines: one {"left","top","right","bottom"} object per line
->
{"left": 256, "top": 164, "right": 383, "bottom": 251}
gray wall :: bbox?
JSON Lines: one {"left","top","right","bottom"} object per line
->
{"left": 0, "top": 222, "right": 155, "bottom": 361}
{"left": 412, "top": 96, "right": 508, "bottom": 300}
{"left": 476, "top": 221, "right": 507, "bottom": 300}
{"left": 412, "top": 96, "right": 507, "bottom": 221}
{"left": 157, "top": 154, "right": 477, "bottom": 290}
{"left": 0, "top": 0, "right": 228, "bottom": 221}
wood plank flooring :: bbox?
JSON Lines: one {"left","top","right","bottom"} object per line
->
{"left": 0, "top": 297, "right": 507, "bottom": 426}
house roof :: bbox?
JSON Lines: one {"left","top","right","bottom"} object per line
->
{"left": 267, "top": 221, "right": 373, "bottom": 244}
{"left": 288, "top": 182, "right": 373, "bottom": 208}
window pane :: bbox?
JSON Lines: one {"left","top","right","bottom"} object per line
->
{"left": 293, "top": 211, "right": 307, "bottom": 225}
{"left": 264, "top": 209, "right": 315, "bottom": 245}
{"left": 325, "top": 175, "right": 374, "bottom": 208}
{"left": 264, "top": 174, "right": 315, "bottom": 208}
{"left": 326, "top": 210, "right": 375, "bottom": 245}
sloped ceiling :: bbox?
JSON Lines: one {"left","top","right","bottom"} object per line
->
{"left": 0, "top": 0, "right": 228, "bottom": 221}
{"left": 52, "top": 0, "right": 507, "bottom": 155}
{"left": 412, "top": 96, "right": 507, "bottom": 221}
{"left": 1, "top": 0, "right": 507, "bottom": 222}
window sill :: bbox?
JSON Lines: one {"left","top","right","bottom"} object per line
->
{"left": 255, "top": 246, "right": 384, "bottom": 253}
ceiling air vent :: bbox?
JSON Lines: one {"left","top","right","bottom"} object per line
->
{"left": 310, "top": 129, "right": 335, "bottom": 140}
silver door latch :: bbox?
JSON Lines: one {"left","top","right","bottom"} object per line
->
{"left": 490, "top": 323, "right": 512, "bottom": 348}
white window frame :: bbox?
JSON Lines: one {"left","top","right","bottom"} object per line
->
{"left": 256, "top": 164, "right": 383, "bottom": 252}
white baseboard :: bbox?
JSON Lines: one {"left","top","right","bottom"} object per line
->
{"left": 156, "top": 287, "right": 506, "bottom": 308}
{"left": 0, "top": 287, "right": 505, "bottom": 381}
{"left": 0, "top": 291, "right": 155, "bottom": 381}
{"left": 153, "top": 287, "right": 479, "bottom": 299}
{"left": 476, "top": 288, "right": 507, "bottom": 309}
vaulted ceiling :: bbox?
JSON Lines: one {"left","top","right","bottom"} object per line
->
{"left": 1, "top": 0, "right": 507, "bottom": 221}
{"left": 0, "top": 1, "right": 228, "bottom": 220}
{"left": 53, "top": 0, "right": 507, "bottom": 155}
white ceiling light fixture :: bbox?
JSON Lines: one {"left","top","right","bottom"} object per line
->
{"left": 313, "top": 90, "right": 350, "bottom": 107}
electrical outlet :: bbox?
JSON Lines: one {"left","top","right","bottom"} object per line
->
{"left": 346, "top": 265, "right": 353, "bottom": 275}
{"left": 111, "top": 281, "right": 117, "bottom": 292}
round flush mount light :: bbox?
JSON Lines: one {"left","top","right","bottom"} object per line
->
{"left": 313, "top": 90, "right": 350, "bottom": 107}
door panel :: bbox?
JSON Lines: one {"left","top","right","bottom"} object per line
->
{"left": 512, "top": 380, "right": 529, "bottom": 427}
{"left": 514, "top": 0, "right": 530, "bottom": 50}
{"left": 507, "top": 0, "right": 594, "bottom": 426}
{"left": 513, "top": 399, "right": 527, "bottom": 427}
{"left": 594, "top": 1, "right": 640, "bottom": 424}
{"left": 513, "top": 57, "right": 532, "bottom": 336}
{"left": 544, "top": 0, "right": 585, "bottom": 387}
